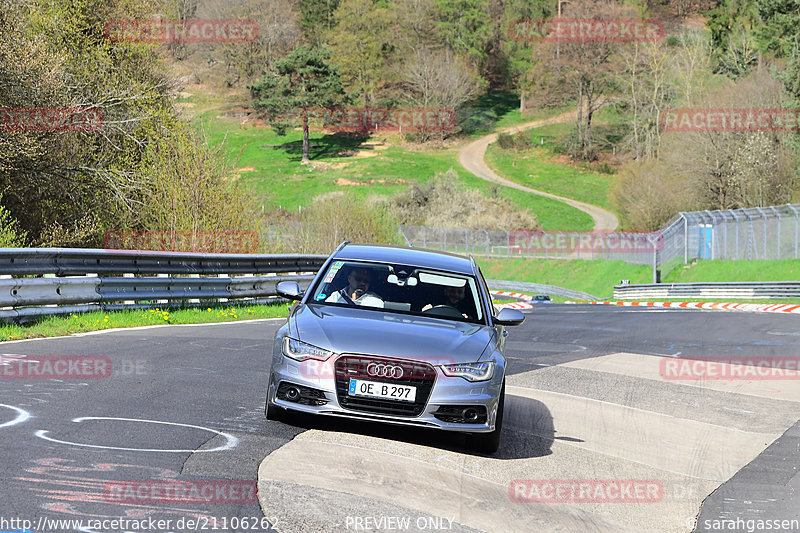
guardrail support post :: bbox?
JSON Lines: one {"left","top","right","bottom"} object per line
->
{"left": 771, "top": 206, "right": 781, "bottom": 259}
{"left": 788, "top": 204, "right": 799, "bottom": 259}
{"left": 756, "top": 207, "right": 768, "bottom": 260}
{"left": 680, "top": 213, "right": 688, "bottom": 264}
{"left": 123, "top": 273, "right": 135, "bottom": 305}
{"left": 157, "top": 274, "right": 169, "bottom": 304}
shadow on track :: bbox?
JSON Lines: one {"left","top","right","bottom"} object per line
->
{"left": 265, "top": 393, "right": 555, "bottom": 460}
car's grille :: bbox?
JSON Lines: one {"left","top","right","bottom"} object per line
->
{"left": 334, "top": 356, "right": 437, "bottom": 417}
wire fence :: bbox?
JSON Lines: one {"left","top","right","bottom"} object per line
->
{"left": 257, "top": 203, "right": 800, "bottom": 282}
{"left": 397, "top": 203, "right": 800, "bottom": 280}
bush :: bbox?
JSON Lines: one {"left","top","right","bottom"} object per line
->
{"left": 610, "top": 159, "right": 687, "bottom": 230}
{"left": 497, "top": 132, "right": 531, "bottom": 152}
{"left": 289, "top": 192, "right": 402, "bottom": 254}
{"left": 497, "top": 132, "right": 514, "bottom": 150}
{"left": 0, "top": 195, "right": 27, "bottom": 247}
{"left": 391, "top": 169, "right": 539, "bottom": 230}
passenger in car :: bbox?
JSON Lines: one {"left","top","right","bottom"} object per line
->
{"left": 422, "top": 285, "right": 473, "bottom": 318}
{"left": 326, "top": 267, "right": 384, "bottom": 308}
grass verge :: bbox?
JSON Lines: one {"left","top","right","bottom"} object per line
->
{"left": 479, "top": 258, "right": 652, "bottom": 299}
{"left": 0, "top": 304, "right": 289, "bottom": 342}
{"left": 664, "top": 259, "right": 800, "bottom": 283}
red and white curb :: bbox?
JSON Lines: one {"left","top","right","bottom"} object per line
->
{"left": 491, "top": 291, "right": 534, "bottom": 310}
{"left": 566, "top": 300, "right": 800, "bottom": 315}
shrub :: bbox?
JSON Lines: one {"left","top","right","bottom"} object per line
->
{"left": 290, "top": 192, "right": 402, "bottom": 254}
{"left": 0, "top": 195, "right": 27, "bottom": 247}
{"left": 391, "top": 169, "right": 539, "bottom": 230}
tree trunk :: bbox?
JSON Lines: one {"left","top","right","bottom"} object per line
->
{"left": 575, "top": 82, "right": 584, "bottom": 159}
{"left": 583, "top": 81, "right": 594, "bottom": 160}
{"left": 520, "top": 91, "right": 526, "bottom": 112}
{"left": 302, "top": 113, "right": 309, "bottom": 163}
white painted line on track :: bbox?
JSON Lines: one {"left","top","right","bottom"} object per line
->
{"left": 34, "top": 416, "right": 239, "bottom": 452}
{"left": 0, "top": 317, "right": 286, "bottom": 345}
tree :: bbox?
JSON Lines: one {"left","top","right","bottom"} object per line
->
{"left": 205, "top": 0, "right": 301, "bottom": 86}
{"left": 327, "top": 0, "right": 392, "bottom": 106}
{"left": 298, "top": 0, "right": 341, "bottom": 47}
{"left": 404, "top": 48, "right": 481, "bottom": 109}
{"left": 435, "top": 0, "right": 491, "bottom": 71}
{"left": 527, "top": 0, "right": 630, "bottom": 160}
{"left": 499, "top": 0, "right": 553, "bottom": 111}
{"left": 390, "top": 0, "right": 441, "bottom": 55}
{"left": 1, "top": 0, "right": 256, "bottom": 245}
{"left": 658, "top": 70, "right": 796, "bottom": 211}
{"left": 249, "top": 46, "right": 348, "bottom": 163}
{"left": 703, "top": 0, "right": 760, "bottom": 76}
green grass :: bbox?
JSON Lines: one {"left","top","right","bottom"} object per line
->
{"left": 664, "top": 259, "right": 800, "bottom": 283}
{"left": 485, "top": 144, "right": 615, "bottom": 212}
{"left": 479, "top": 258, "right": 653, "bottom": 299}
{"left": 460, "top": 92, "right": 568, "bottom": 137}
{"left": 0, "top": 304, "right": 288, "bottom": 341}
{"left": 478, "top": 257, "right": 800, "bottom": 301}
{"left": 182, "top": 90, "right": 596, "bottom": 231}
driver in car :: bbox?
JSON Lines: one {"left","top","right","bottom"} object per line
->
{"left": 422, "top": 285, "right": 472, "bottom": 318}
{"left": 326, "top": 267, "right": 384, "bottom": 308}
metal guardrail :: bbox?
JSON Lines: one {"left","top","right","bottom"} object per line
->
{"left": 0, "top": 248, "right": 326, "bottom": 276}
{"left": 488, "top": 280, "right": 598, "bottom": 301}
{"left": 0, "top": 247, "right": 600, "bottom": 321}
{"left": 0, "top": 248, "right": 328, "bottom": 322}
{"left": 613, "top": 282, "right": 800, "bottom": 300}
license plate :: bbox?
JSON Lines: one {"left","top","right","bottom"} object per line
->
{"left": 348, "top": 379, "right": 416, "bottom": 402}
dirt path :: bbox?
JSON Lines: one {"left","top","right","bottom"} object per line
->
{"left": 458, "top": 111, "right": 619, "bottom": 231}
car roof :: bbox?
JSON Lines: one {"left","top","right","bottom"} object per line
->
{"left": 332, "top": 244, "right": 476, "bottom": 275}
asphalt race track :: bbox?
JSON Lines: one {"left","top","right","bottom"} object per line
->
{"left": 1, "top": 305, "right": 799, "bottom": 533}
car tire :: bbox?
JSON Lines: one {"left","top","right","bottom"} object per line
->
{"left": 265, "top": 399, "right": 287, "bottom": 422}
{"left": 468, "top": 380, "right": 505, "bottom": 454}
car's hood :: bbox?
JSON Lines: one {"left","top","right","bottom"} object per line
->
{"left": 290, "top": 303, "right": 494, "bottom": 363}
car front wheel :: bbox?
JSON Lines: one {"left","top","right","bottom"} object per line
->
{"left": 467, "top": 380, "right": 505, "bottom": 454}
{"left": 265, "top": 399, "right": 287, "bottom": 422}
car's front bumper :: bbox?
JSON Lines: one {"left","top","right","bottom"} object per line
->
{"left": 267, "top": 353, "right": 503, "bottom": 433}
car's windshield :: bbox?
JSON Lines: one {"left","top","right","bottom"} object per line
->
{"left": 309, "top": 260, "right": 483, "bottom": 323}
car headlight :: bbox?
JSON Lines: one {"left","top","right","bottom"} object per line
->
{"left": 282, "top": 338, "right": 334, "bottom": 362}
{"left": 440, "top": 361, "right": 494, "bottom": 382}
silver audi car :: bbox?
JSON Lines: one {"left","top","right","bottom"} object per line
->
{"left": 265, "top": 242, "right": 525, "bottom": 453}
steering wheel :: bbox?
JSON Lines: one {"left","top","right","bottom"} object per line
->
{"left": 421, "top": 305, "right": 463, "bottom": 318}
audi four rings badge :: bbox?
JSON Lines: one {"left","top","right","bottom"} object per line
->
{"left": 366, "top": 362, "right": 404, "bottom": 379}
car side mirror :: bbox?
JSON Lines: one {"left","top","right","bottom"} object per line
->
{"left": 276, "top": 281, "right": 303, "bottom": 301}
{"left": 493, "top": 308, "right": 525, "bottom": 326}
